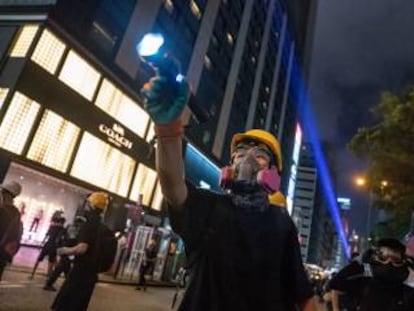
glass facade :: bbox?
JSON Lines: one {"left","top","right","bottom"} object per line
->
{"left": 94, "top": 79, "right": 150, "bottom": 138}
{"left": 58, "top": 50, "right": 101, "bottom": 100}
{"left": 31, "top": 29, "right": 66, "bottom": 74}
{"left": 0, "top": 92, "right": 40, "bottom": 154}
{"left": 27, "top": 110, "right": 80, "bottom": 172}
{"left": 70, "top": 132, "right": 135, "bottom": 197}
{"left": 0, "top": 88, "right": 9, "bottom": 110}
{"left": 10, "top": 25, "right": 39, "bottom": 57}
{"left": 129, "top": 164, "right": 157, "bottom": 205}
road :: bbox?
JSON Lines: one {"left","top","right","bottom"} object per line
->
{"left": 0, "top": 269, "right": 180, "bottom": 311}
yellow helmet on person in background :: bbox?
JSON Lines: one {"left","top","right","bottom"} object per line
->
{"left": 87, "top": 192, "right": 109, "bottom": 211}
{"left": 268, "top": 191, "right": 287, "bottom": 207}
{"left": 231, "top": 129, "right": 283, "bottom": 171}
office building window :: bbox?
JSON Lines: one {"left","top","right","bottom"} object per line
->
{"left": 10, "top": 25, "right": 39, "bottom": 57}
{"left": 58, "top": 50, "right": 101, "bottom": 100}
{"left": 27, "top": 110, "right": 80, "bottom": 172}
{"left": 0, "top": 88, "right": 9, "bottom": 110}
{"left": 95, "top": 79, "right": 149, "bottom": 138}
{"left": 129, "top": 164, "right": 157, "bottom": 205}
{"left": 190, "top": 0, "right": 202, "bottom": 19}
{"left": 145, "top": 122, "right": 155, "bottom": 143}
{"left": 70, "top": 132, "right": 135, "bottom": 197}
{"left": 0, "top": 92, "right": 40, "bottom": 154}
{"left": 31, "top": 29, "right": 66, "bottom": 74}
{"left": 151, "top": 181, "right": 164, "bottom": 211}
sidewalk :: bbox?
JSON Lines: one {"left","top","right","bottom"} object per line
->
{"left": 7, "top": 245, "right": 176, "bottom": 288}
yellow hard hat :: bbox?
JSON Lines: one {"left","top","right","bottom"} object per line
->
{"left": 87, "top": 192, "right": 109, "bottom": 211}
{"left": 231, "top": 129, "right": 283, "bottom": 171}
{"left": 268, "top": 191, "right": 286, "bottom": 207}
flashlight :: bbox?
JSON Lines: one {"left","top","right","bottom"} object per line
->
{"left": 137, "top": 33, "right": 210, "bottom": 123}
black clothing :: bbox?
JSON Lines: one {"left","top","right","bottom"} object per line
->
{"left": 0, "top": 204, "right": 22, "bottom": 280}
{"left": 329, "top": 261, "right": 414, "bottom": 311}
{"left": 38, "top": 224, "right": 65, "bottom": 263}
{"left": 169, "top": 184, "right": 313, "bottom": 311}
{"left": 52, "top": 212, "right": 101, "bottom": 311}
{"left": 137, "top": 247, "right": 157, "bottom": 288}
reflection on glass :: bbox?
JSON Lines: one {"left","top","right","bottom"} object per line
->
{"left": 10, "top": 25, "right": 39, "bottom": 57}
{"left": 70, "top": 132, "right": 135, "bottom": 197}
{"left": 58, "top": 50, "right": 100, "bottom": 100}
{"left": 151, "top": 181, "right": 164, "bottom": 211}
{"left": 145, "top": 121, "right": 155, "bottom": 143}
{"left": 27, "top": 110, "right": 80, "bottom": 172}
{"left": 0, "top": 88, "right": 9, "bottom": 110}
{"left": 0, "top": 92, "right": 40, "bottom": 154}
{"left": 95, "top": 79, "right": 149, "bottom": 138}
{"left": 129, "top": 164, "right": 157, "bottom": 205}
{"left": 31, "top": 29, "right": 66, "bottom": 74}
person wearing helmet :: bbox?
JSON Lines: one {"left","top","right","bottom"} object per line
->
{"left": 140, "top": 74, "right": 316, "bottom": 310}
{"left": 51, "top": 192, "right": 109, "bottom": 311}
{"left": 329, "top": 238, "right": 414, "bottom": 311}
{"left": 0, "top": 181, "right": 23, "bottom": 281}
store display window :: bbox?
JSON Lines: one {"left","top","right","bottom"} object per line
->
{"left": 129, "top": 164, "right": 157, "bottom": 205}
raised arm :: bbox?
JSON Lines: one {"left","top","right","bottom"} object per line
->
{"left": 141, "top": 75, "right": 190, "bottom": 209}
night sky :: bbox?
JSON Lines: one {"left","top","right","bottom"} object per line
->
{"left": 308, "top": 1, "right": 414, "bottom": 234}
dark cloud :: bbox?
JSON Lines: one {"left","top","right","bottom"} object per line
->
{"left": 307, "top": 1, "right": 414, "bottom": 233}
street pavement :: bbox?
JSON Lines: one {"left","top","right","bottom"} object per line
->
{"left": 0, "top": 269, "right": 180, "bottom": 311}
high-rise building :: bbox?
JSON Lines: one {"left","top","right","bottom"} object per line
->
{"left": 0, "top": 0, "right": 318, "bottom": 279}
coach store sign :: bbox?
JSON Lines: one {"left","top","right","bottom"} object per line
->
{"left": 99, "top": 123, "right": 133, "bottom": 150}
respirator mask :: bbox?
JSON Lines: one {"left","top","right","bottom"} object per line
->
{"left": 370, "top": 247, "right": 409, "bottom": 285}
{"left": 219, "top": 140, "right": 281, "bottom": 194}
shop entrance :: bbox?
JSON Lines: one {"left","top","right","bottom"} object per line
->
{"left": 3, "top": 162, "right": 91, "bottom": 246}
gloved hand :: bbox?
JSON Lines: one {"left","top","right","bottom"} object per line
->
{"left": 141, "top": 72, "right": 190, "bottom": 125}
{"left": 57, "top": 247, "right": 68, "bottom": 256}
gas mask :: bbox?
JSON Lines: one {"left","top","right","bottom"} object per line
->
{"left": 219, "top": 142, "right": 281, "bottom": 194}
{"left": 369, "top": 247, "right": 410, "bottom": 285}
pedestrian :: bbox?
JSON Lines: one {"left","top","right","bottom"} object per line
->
{"left": 51, "top": 192, "right": 109, "bottom": 311}
{"left": 0, "top": 181, "right": 23, "bottom": 281}
{"left": 30, "top": 207, "right": 44, "bottom": 233}
{"left": 140, "top": 73, "right": 316, "bottom": 310}
{"left": 30, "top": 216, "right": 65, "bottom": 279}
{"left": 329, "top": 238, "right": 414, "bottom": 311}
{"left": 43, "top": 216, "right": 86, "bottom": 291}
{"left": 136, "top": 239, "right": 158, "bottom": 291}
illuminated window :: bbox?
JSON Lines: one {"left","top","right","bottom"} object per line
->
{"left": 190, "top": 0, "right": 202, "bottom": 19}
{"left": 31, "top": 29, "right": 66, "bottom": 74}
{"left": 227, "top": 33, "right": 234, "bottom": 45}
{"left": 0, "top": 92, "right": 40, "bottom": 154}
{"left": 145, "top": 121, "right": 155, "bottom": 143}
{"left": 95, "top": 79, "right": 150, "bottom": 137}
{"left": 58, "top": 50, "right": 101, "bottom": 100}
{"left": 151, "top": 181, "right": 164, "bottom": 211}
{"left": 0, "top": 88, "right": 9, "bottom": 110}
{"left": 10, "top": 25, "right": 39, "bottom": 57}
{"left": 27, "top": 110, "right": 80, "bottom": 172}
{"left": 129, "top": 164, "right": 157, "bottom": 205}
{"left": 164, "top": 0, "right": 174, "bottom": 13}
{"left": 70, "top": 132, "right": 135, "bottom": 197}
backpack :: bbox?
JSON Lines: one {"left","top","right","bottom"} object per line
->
{"left": 95, "top": 224, "right": 117, "bottom": 273}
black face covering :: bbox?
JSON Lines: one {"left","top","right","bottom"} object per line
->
{"left": 230, "top": 182, "right": 269, "bottom": 212}
{"left": 371, "top": 263, "right": 409, "bottom": 285}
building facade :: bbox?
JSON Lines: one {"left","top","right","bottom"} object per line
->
{"left": 0, "top": 0, "right": 317, "bottom": 279}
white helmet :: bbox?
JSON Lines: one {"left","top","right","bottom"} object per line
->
{"left": 0, "top": 181, "right": 22, "bottom": 197}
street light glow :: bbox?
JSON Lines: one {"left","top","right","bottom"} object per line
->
{"left": 381, "top": 180, "right": 388, "bottom": 187}
{"left": 355, "top": 177, "right": 366, "bottom": 186}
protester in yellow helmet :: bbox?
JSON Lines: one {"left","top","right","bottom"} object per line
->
{"left": 140, "top": 72, "right": 316, "bottom": 310}
{"left": 52, "top": 191, "right": 110, "bottom": 310}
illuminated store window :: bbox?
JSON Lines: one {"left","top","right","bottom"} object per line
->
{"left": 0, "top": 92, "right": 40, "bottom": 154}
{"left": 95, "top": 79, "right": 149, "bottom": 137}
{"left": 145, "top": 122, "right": 155, "bottom": 143}
{"left": 151, "top": 181, "right": 164, "bottom": 211}
{"left": 31, "top": 29, "right": 66, "bottom": 74}
{"left": 129, "top": 164, "right": 157, "bottom": 205}
{"left": 58, "top": 51, "right": 100, "bottom": 100}
{"left": 71, "top": 132, "right": 135, "bottom": 197}
{"left": 10, "top": 25, "right": 39, "bottom": 57}
{"left": 0, "top": 88, "right": 9, "bottom": 110}
{"left": 27, "top": 110, "right": 80, "bottom": 172}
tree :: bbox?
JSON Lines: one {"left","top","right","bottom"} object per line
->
{"left": 348, "top": 87, "right": 414, "bottom": 238}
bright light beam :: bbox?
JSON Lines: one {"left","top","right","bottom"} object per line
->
{"left": 289, "top": 51, "right": 350, "bottom": 260}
